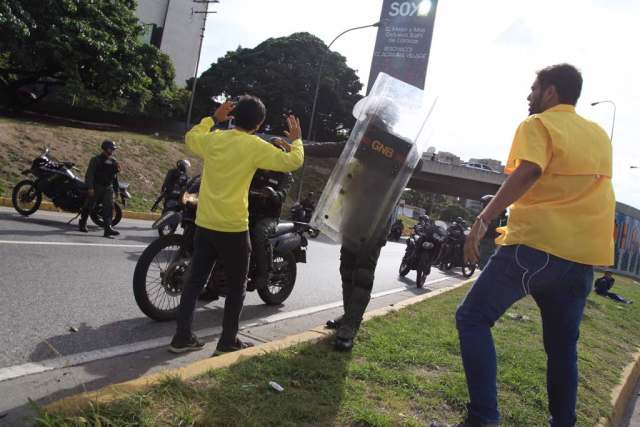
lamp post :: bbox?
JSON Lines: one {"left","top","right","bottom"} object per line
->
{"left": 591, "top": 100, "right": 617, "bottom": 143}
{"left": 296, "top": 21, "right": 380, "bottom": 201}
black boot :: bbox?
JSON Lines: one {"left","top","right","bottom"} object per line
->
{"left": 327, "top": 279, "right": 354, "bottom": 329}
{"left": 334, "top": 286, "right": 371, "bottom": 351}
{"left": 104, "top": 226, "right": 120, "bottom": 237}
{"left": 78, "top": 214, "right": 89, "bottom": 233}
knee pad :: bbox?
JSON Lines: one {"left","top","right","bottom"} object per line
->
{"left": 353, "top": 268, "right": 374, "bottom": 292}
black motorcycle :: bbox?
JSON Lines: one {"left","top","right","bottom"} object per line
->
{"left": 12, "top": 148, "right": 131, "bottom": 226}
{"left": 289, "top": 202, "right": 320, "bottom": 238}
{"left": 388, "top": 220, "right": 404, "bottom": 241}
{"left": 399, "top": 223, "right": 446, "bottom": 287}
{"left": 150, "top": 176, "right": 189, "bottom": 237}
{"left": 437, "top": 219, "right": 476, "bottom": 278}
{"left": 133, "top": 178, "right": 313, "bottom": 321}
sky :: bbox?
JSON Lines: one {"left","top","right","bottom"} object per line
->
{"left": 197, "top": 0, "right": 640, "bottom": 207}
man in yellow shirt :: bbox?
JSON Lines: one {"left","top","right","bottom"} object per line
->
{"left": 169, "top": 96, "right": 304, "bottom": 355}
{"left": 432, "top": 64, "right": 614, "bottom": 427}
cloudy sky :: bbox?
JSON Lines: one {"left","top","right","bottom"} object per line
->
{"left": 196, "top": 0, "right": 640, "bottom": 207}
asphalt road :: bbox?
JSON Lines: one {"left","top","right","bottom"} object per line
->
{"left": 0, "top": 206, "right": 461, "bottom": 371}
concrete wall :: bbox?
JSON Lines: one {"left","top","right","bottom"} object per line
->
{"left": 134, "top": 0, "right": 206, "bottom": 87}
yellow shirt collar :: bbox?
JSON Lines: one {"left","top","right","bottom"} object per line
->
{"left": 545, "top": 104, "right": 576, "bottom": 113}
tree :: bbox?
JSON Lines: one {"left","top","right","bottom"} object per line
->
{"left": 191, "top": 32, "right": 363, "bottom": 141}
{"left": 0, "top": 0, "right": 174, "bottom": 110}
{"left": 438, "top": 203, "right": 473, "bottom": 223}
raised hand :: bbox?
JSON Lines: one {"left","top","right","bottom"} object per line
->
{"left": 213, "top": 100, "right": 236, "bottom": 124}
{"left": 283, "top": 115, "right": 302, "bottom": 142}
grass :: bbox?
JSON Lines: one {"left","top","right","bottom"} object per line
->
{"left": 0, "top": 116, "right": 334, "bottom": 211}
{"left": 35, "top": 275, "right": 640, "bottom": 426}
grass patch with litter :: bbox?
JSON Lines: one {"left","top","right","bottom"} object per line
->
{"left": 36, "top": 275, "right": 640, "bottom": 426}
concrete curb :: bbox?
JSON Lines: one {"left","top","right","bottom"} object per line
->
{"left": 597, "top": 350, "right": 640, "bottom": 427}
{"left": 43, "top": 279, "right": 473, "bottom": 414}
{"left": 0, "top": 196, "right": 159, "bottom": 221}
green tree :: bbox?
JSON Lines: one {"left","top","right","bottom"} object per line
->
{"left": 438, "top": 203, "right": 473, "bottom": 223}
{"left": 0, "top": 0, "right": 174, "bottom": 110}
{"left": 191, "top": 32, "right": 363, "bottom": 141}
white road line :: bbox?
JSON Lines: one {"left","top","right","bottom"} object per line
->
{"left": 0, "top": 240, "right": 147, "bottom": 248}
{"left": 0, "top": 277, "right": 455, "bottom": 383}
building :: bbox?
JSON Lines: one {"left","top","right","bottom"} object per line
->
{"left": 435, "top": 151, "right": 462, "bottom": 166}
{"left": 135, "top": 0, "right": 208, "bottom": 87}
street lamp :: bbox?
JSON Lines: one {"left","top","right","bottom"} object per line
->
{"left": 296, "top": 21, "right": 380, "bottom": 201}
{"left": 591, "top": 100, "right": 617, "bottom": 143}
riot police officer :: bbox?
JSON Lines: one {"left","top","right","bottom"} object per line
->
{"left": 248, "top": 140, "right": 293, "bottom": 290}
{"left": 79, "top": 140, "right": 121, "bottom": 237}
{"left": 161, "top": 160, "right": 191, "bottom": 197}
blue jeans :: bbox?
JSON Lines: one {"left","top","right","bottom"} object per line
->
{"left": 456, "top": 245, "right": 593, "bottom": 426}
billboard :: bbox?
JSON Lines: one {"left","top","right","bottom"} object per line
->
{"left": 614, "top": 208, "right": 640, "bottom": 276}
{"left": 367, "top": 0, "right": 439, "bottom": 92}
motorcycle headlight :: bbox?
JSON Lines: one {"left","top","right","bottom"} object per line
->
{"left": 181, "top": 192, "right": 199, "bottom": 205}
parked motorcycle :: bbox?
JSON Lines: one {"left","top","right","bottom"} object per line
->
{"left": 133, "top": 178, "right": 313, "bottom": 321}
{"left": 12, "top": 148, "right": 131, "bottom": 226}
{"left": 399, "top": 221, "right": 446, "bottom": 287}
{"left": 289, "top": 202, "right": 320, "bottom": 237}
{"left": 437, "top": 218, "right": 476, "bottom": 278}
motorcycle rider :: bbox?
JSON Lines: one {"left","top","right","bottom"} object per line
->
{"left": 248, "top": 140, "right": 293, "bottom": 291}
{"left": 162, "top": 160, "right": 191, "bottom": 199}
{"left": 300, "top": 192, "right": 315, "bottom": 221}
{"left": 79, "top": 140, "right": 121, "bottom": 237}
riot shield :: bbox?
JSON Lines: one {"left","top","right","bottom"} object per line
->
{"left": 311, "top": 72, "right": 435, "bottom": 252}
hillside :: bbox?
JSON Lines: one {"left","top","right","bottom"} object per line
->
{"left": 0, "top": 116, "right": 334, "bottom": 212}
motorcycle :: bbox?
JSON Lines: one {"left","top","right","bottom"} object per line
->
{"left": 399, "top": 222, "right": 446, "bottom": 287}
{"left": 133, "top": 178, "right": 313, "bottom": 321}
{"left": 388, "top": 220, "right": 404, "bottom": 241}
{"left": 289, "top": 202, "right": 320, "bottom": 238}
{"left": 437, "top": 219, "right": 476, "bottom": 278}
{"left": 150, "top": 175, "right": 190, "bottom": 237}
{"left": 12, "top": 148, "right": 131, "bottom": 226}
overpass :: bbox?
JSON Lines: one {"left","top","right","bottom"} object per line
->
{"left": 408, "top": 159, "right": 507, "bottom": 200}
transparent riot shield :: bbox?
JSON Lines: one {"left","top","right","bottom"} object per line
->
{"left": 311, "top": 72, "right": 435, "bottom": 252}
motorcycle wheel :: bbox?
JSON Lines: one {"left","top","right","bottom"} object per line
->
{"left": 416, "top": 269, "right": 427, "bottom": 288}
{"left": 90, "top": 202, "right": 123, "bottom": 227}
{"left": 399, "top": 261, "right": 411, "bottom": 277}
{"left": 133, "top": 234, "right": 186, "bottom": 321}
{"left": 12, "top": 180, "right": 42, "bottom": 216}
{"left": 258, "top": 252, "right": 297, "bottom": 305}
{"left": 157, "top": 222, "right": 178, "bottom": 237}
{"left": 462, "top": 263, "right": 476, "bottom": 278}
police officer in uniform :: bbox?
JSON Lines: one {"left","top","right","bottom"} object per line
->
{"left": 161, "top": 160, "right": 191, "bottom": 197}
{"left": 79, "top": 140, "right": 121, "bottom": 237}
{"left": 248, "top": 140, "right": 293, "bottom": 290}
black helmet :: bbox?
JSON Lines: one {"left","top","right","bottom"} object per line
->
{"left": 101, "top": 140, "right": 117, "bottom": 151}
{"left": 418, "top": 214, "right": 430, "bottom": 224}
{"left": 480, "top": 194, "right": 494, "bottom": 207}
{"left": 177, "top": 159, "right": 191, "bottom": 172}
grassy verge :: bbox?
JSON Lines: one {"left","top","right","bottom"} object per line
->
{"left": 36, "top": 275, "right": 640, "bottom": 426}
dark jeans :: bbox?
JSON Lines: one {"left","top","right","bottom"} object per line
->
{"left": 249, "top": 216, "right": 277, "bottom": 279}
{"left": 81, "top": 185, "right": 113, "bottom": 228}
{"left": 455, "top": 245, "right": 593, "bottom": 426}
{"left": 596, "top": 290, "right": 629, "bottom": 303}
{"left": 175, "top": 226, "right": 251, "bottom": 346}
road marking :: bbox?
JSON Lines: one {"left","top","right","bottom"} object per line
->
{"left": 0, "top": 240, "right": 147, "bottom": 248}
{"left": 0, "top": 276, "right": 455, "bottom": 383}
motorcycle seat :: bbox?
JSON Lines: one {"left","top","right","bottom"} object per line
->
{"left": 273, "top": 222, "right": 296, "bottom": 237}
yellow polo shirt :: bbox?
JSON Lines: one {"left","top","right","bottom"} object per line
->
{"left": 186, "top": 117, "right": 304, "bottom": 232}
{"left": 496, "top": 104, "right": 615, "bottom": 266}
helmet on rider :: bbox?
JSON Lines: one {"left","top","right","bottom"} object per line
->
{"left": 418, "top": 214, "right": 430, "bottom": 225}
{"left": 101, "top": 140, "right": 117, "bottom": 152}
{"left": 177, "top": 159, "right": 191, "bottom": 173}
{"left": 480, "top": 194, "right": 494, "bottom": 207}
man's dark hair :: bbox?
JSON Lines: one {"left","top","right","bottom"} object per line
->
{"left": 233, "top": 95, "right": 266, "bottom": 131}
{"left": 536, "top": 63, "right": 583, "bottom": 105}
